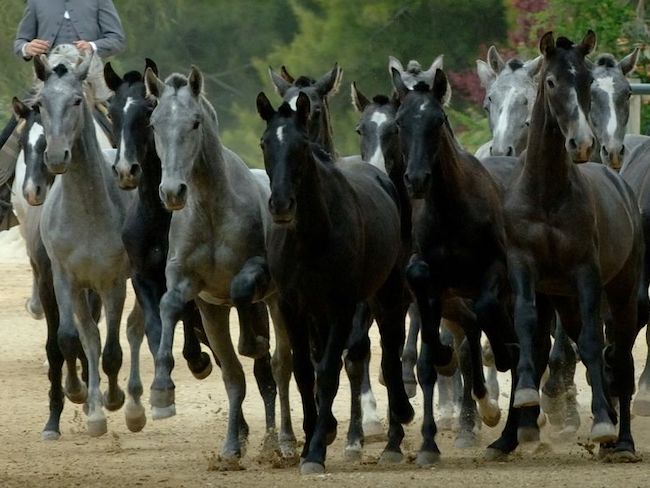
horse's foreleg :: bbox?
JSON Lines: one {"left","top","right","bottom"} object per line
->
{"left": 150, "top": 274, "right": 196, "bottom": 419}
{"left": 124, "top": 301, "right": 147, "bottom": 432}
{"left": 180, "top": 301, "right": 213, "bottom": 379}
{"left": 268, "top": 298, "right": 297, "bottom": 460}
{"left": 99, "top": 281, "right": 126, "bottom": 413}
{"left": 402, "top": 303, "right": 420, "bottom": 398}
{"left": 200, "top": 302, "right": 247, "bottom": 461}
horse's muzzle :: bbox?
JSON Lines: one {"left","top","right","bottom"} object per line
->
{"left": 159, "top": 181, "right": 188, "bottom": 211}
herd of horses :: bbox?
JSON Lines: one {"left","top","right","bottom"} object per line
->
{"left": 6, "top": 29, "right": 650, "bottom": 474}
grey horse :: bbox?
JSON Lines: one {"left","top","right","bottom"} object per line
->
{"left": 34, "top": 53, "right": 144, "bottom": 436}
{"left": 144, "top": 66, "right": 295, "bottom": 462}
{"left": 475, "top": 46, "right": 542, "bottom": 159}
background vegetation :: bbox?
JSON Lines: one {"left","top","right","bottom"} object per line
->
{"left": 0, "top": 0, "right": 647, "bottom": 166}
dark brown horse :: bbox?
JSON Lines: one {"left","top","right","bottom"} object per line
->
{"left": 257, "top": 91, "right": 413, "bottom": 474}
{"left": 503, "top": 31, "right": 644, "bottom": 460}
{"left": 390, "top": 67, "right": 525, "bottom": 461}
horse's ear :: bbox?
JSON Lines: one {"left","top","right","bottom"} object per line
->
{"left": 476, "top": 60, "right": 495, "bottom": 88}
{"left": 351, "top": 82, "right": 370, "bottom": 112}
{"left": 34, "top": 54, "right": 52, "bottom": 82}
{"left": 188, "top": 65, "right": 203, "bottom": 97}
{"left": 422, "top": 55, "right": 444, "bottom": 83}
{"left": 539, "top": 31, "right": 555, "bottom": 57}
{"left": 256, "top": 92, "right": 276, "bottom": 122}
{"left": 315, "top": 63, "right": 342, "bottom": 97}
{"left": 75, "top": 53, "right": 93, "bottom": 81}
{"left": 487, "top": 46, "right": 505, "bottom": 74}
{"left": 388, "top": 56, "right": 405, "bottom": 76}
{"left": 145, "top": 67, "right": 164, "bottom": 100}
{"left": 280, "top": 65, "right": 295, "bottom": 83}
{"left": 523, "top": 55, "right": 543, "bottom": 78}
{"left": 432, "top": 69, "right": 449, "bottom": 105}
{"left": 619, "top": 47, "right": 640, "bottom": 75}
{"left": 580, "top": 30, "right": 597, "bottom": 56}
{"left": 269, "top": 66, "right": 292, "bottom": 97}
{"left": 103, "top": 62, "right": 122, "bottom": 92}
{"left": 145, "top": 58, "right": 159, "bottom": 77}
{"left": 391, "top": 67, "right": 409, "bottom": 100}
{"left": 295, "top": 91, "right": 311, "bottom": 128}
{"left": 12, "top": 97, "right": 30, "bottom": 120}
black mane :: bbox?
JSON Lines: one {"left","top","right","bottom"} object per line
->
{"left": 508, "top": 59, "right": 524, "bottom": 71}
{"left": 123, "top": 71, "right": 144, "bottom": 85}
{"left": 53, "top": 64, "right": 68, "bottom": 78}
{"left": 295, "top": 76, "right": 316, "bottom": 88}
{"left": 556, "top": 37, "right": 574, "bottom": 50}
{"left": 596, "top": 54, "right": 617, "bottom": 68}
{"left": 372, "top": 95, "right": 391, "bottom": 105}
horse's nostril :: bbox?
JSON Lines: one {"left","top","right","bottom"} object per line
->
{"left": 602, "top": 146, "right": 609, "bottom": 156}
{"left": 111, "top": 165, "right": 118, "bottom": 176}
{"left": 63, "top": 150, "right": 70, "bottom": 162}
{"left": 569, "top": 138, "right": 578, "bottom": 150}
{"left": 36, "top": 185, "right": 42, "bottom": 197}
{"left": 489, "top": 146, "right": 494, "bottom": 156}
{"left": 506, "top": 146, "right": 514, "bottom": 157}
{"left": 130, "top": 164, "right": 141, "bottom": 177}
{"left": 178, "top": 183, "right": 188, "bottom": 201}
{"left": 621, "top": 145, "right": 626, "bottom": 155}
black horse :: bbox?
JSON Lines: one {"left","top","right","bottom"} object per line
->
{"left": 257, "top": 91, "right": 413, "bottom": 474}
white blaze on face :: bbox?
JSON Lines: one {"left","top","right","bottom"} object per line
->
{"left": 288, "top": 95, "right": 298, "bottom": 110}
{"left": 118, "top": 97, "right": 135, "bottom": 162}
{"left": 27, "top": 122, "right": 44, "bottom": 151}
{"left": 568, "top": 87, "right": 592, "bottom": 150}
{"left": 493, "top": 88, "right": 515, "bottom": 144}
{"left": 367, "top": 111, "right": 388, "bottom": 173}
{"left": 595, "top": 76, "right": 617, "bottom": 137}
{"left": 419, "top": 101, "right": 428, "bottom": 112}
{"left": 276, "top": 126, "right": 285, "bottom": 143}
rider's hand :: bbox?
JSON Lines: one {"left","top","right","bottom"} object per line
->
{"left": 24, "top": 39, "right": 50, "bottom": 57}
{"left": 74, "top": 40, "right": 93, "bottom": 54}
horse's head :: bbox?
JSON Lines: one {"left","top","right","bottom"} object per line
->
{"left": 477, "top": 46, "right": 541, "bottom": 157}
{"left": 146, "top": 65, "right": 211, "bottom": 210}
{"left": 12, "top": 98, "right": 52, "bottom": 206}
{"left": 589, "top": 49, "right": 639, "bottom": 171}
{"left": 388, "top": 55, "right": 443, "bottom": 90}
{"left": 539, "top": 31, "right": 596, "bottom": 163}
{"left": 34, "top": 54, "right": 92, "bottom": 174}
{"left": 392, "top": 67, "right": 449, "bottom": 199}
{"left": 268, "top": 63, "right": 341, "bottom": 151}
{"left": 105, "top": 59, "right": 159, "bottom": 189}
{"left": 351, "top": 82, "right": 400, "bottom": 175}
{"left": 257, "top": 91, "right": 312, "bottom": 225}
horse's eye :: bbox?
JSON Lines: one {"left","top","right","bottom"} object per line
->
{"left": 546, "top": 78, "right": 556, "bottom": 89}
{"left": 73, "top": 98, "right": 82, "bottom": 106}
{"left": 355, "top": 125, "right": 361, "bottom": 135}
{"left": 487, "top": 96, "right": 492, "bottom": 103}
{"left": 192, "top": 120, "right": 200, "bottom": 130}
{"left": 484, "top": 105, "right": 489, "bottom": 113}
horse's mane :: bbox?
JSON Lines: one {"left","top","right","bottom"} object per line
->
{"left": 310, "top": 142, "right": 335, "bottom": 166}
{"left": 507, "top": 59, "right": 525, "bottom": 71}
{"left": 372, "top": 94, "right": 391, "bottom": 105}
{"left": 556, "top": 37, "right": 574, "bottom": 50}
{"left": 596, "top": 54, "right": 617, "bottom": 68}
{"left": 295, "top": 76, "right": 316, "bottom": 88}
{"left": 406, "top": 60, "right": 424, "bottom": 74}
{"left": 123, "top": 71, "right": 144, "bottom": 85}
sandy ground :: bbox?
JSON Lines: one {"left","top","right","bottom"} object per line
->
{"left": 1, "top": 227, "right": 650, "bottom": 487}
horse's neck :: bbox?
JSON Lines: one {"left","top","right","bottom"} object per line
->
{"left": 138, "top": 143, "right": 165, "bottom": 208}
{"left": 294, "top": 152, "right": 332, "bottom": 243}
{"left": 318, "top": 102, "right": 337, "bottom": 157}
{"left": 520, "top": 86, "right": 572, "bottom": 200}
{"left": 429, "top": 124, "right": 467, "bottom": 205}
{"left": 387, "top": 147, "right": 412, "bottom": 238}
{"left": 188, "top": 124, "right": 231, "bottom": 215}
{"left": 62, "top": 104, "right": 112, "bottom": 206}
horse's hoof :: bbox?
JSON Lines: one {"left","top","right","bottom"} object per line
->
{"left": 378, "top": 450, "right": 403, "bottom": 464}
{"left": 540, "top": 391, "right": 565, "bottom": 417}
{"left": 437, "top": 414, "right": 455, "bottom": 432}
{"left": 362, "top": 420, "right": 385, "bottom": 442}
{"left": 435, "top": 349, "right": 458, "bottom": 377}
{"left": 41, "top": 430, "right": 61, "bottom": 441}
{"left": 300, "top": 462, "right": 325, "bottom": 475}
{"left": 152, "top": 404, "right": 176, "bottom": 420}
{"left": 150, "top": 388, "right": 175, "bottom": 409}
{"left": 603, "top": 450, "right": 642, "bottom": 463}
{"left": 344, "top": 443, "right": 362, "bottom": 461}
{"left": 125, "top": 401, "right": 147, "bottom": 432}
{"left": 454, "top": 431, "right": 478, "bottom": 449}
{"left": 87, "top": 416, "right": 108, "bottom": 437}
{"left": 190, "top": 354, "right": 213, "bottom": 380}
{"left": 537, "top": 411, "right": 547, "bottom": 428}
{"left": 404, "top": 381, "right": 418, "bottom": 399}
{"left": 632, "top": 391, "right": 650, "bottom": 417}
{"left": 484, "top": 447, "right": 509, "bottom": 461}
{"left": 513, "top": 388, "right": 539, "bottom": 408}
{"left": 517, "top": 427, "right": 539, "bottom": 444}
{"left": 65, "top": 382, "right": 88, "bottom": 404}
{"left": 416, "top": 450, "right": 440, "bottom": 467}
{"left": 103, "top": 388, "right": 125, "bottom": 412}
{"left": 476, "top": 397, "right": 501, "bottom": 427}
{"left": 591, "top": 422, "right": 617, "bottom": 444}
{"left": 25, "top": 298, "right": 44, "bottom": 320}
{"left": 238, "top": 335, "right": 270, "bottom": 359}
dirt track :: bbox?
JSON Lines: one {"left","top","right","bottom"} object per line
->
{"left": 1, "top": 227, "right": 650, "bottom": 488}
